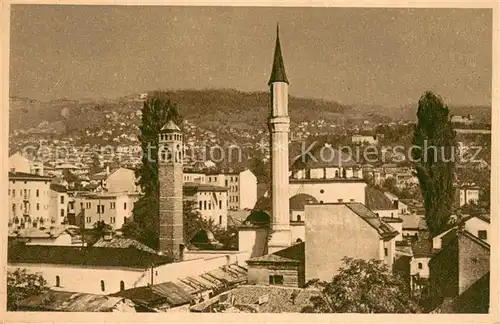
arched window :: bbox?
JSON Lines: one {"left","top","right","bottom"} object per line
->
{"left": 120, "top": 281, "right": 125, "bottom": 291}
{"left": 297, "top": 214, "right": 301, "bottom": 222}
{"left": 100, "top": 280, "right": 105, "bottom": 292}
{"left": 219, "top": 215, "right": 222, "bottom": 225}
{"left": 418, "top": 263, "right": 423, "bottom": 270}
{"left": 160, "top": 151, "right": 166, "bottom": 161}
{"left": 320, "top": 189, "right": 324, "bottom": 194}
{"left": 56, "top": 276, "right": 60, "bottom": 287}
{"left": 296, "top": 238, "right": 303, "bottom": 243}
{"left": 335, "top": 170, "right": 339, "bottom": 178}
{"left": 342, "top": 169, "right": 347, "bottom": 178}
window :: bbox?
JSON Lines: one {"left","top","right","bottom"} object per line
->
{"left": 56, "top": 276, "right": 60, "bottom": 287}
{"left": 120, "top": 281, "right": 125, "bottom": 291}
{"left": 12, "top": 204, "right": 15, "bottom": 212}
{"left": 13, "top": 189, "right": 16, "bottom": 198}
{"left": 320, "top": 200, "right": 324, "bottom": 204}
{"left": 350, "top": 199, "right": 355, "bottom": 202}
{"left": 124, "top": 202, "right": 127, "bottom": 210}
{"left": 269, "top": 275, "right": 284, "bottom": 285}
{"left": 208, "top": 202, "right": 211, "bottom": 210}
{"left": 86, "top": 202, "right": 91, "bottom": 209}
{"left": 384, "top": 248, "right": 388, "bottom": 257}
{"left": 111, "top": 217, "right": 115, "bottom": 224}
{"left": 80, "top": 202, "right": 84, "bottom": 210}
{"left": 100, "top": 280, "right": 105, "bottom": 292}
{"left": 478, "top": 230, "right": 487, "bottom": 240}
{"left": 320, "top": 189, "right": 324, "bottom": 194}
{"left": 60, "top": 209, "right": 65, "bottom": 217}
{"left": 8, "top": 189, "right": 10, "bottom": 196}
{"left": 97, "top": 205, "right": 100, "bottom": 213}
{"left": 37, "top": 203, "right": 40, "bottom": 211}
{"left": 36, "top": 189, "right": 39, "bottom": 197}
{"left": 110, "top": 202, "right": 115, "bottom": 209}
{"left": 219, "top": 201, "right": 222, "bottom": 209}
{"left": 337, "top": 199, "right": 343, "bottom": 203}
{"left": 60, "top": 196, "right": 64, "bottom": 204}
{"left": 219, "top": 215, "right": 222, "bottom": 225}
{"left": 199, "top": 201, "right": 202, "bottom": 209}
{"left": 204, "top": 201, "right": 207, "bottom": 210}
{"left": 86, "top": 216, "right": 92, "bottom": 223}
{"left": 418, "top": 262, "right": 423, "bottom": 269}
{"left": 297, "top": 214, "right": 301, "bottom": 222}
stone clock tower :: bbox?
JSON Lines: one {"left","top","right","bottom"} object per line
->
{"left": 158, "top": 120, "right": 184, "bottom": 261}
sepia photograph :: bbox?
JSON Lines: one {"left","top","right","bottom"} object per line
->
{"left": 3, "top": 2, "right": 497, "bottom": 317}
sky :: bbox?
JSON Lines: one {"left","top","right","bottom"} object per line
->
{"left": 9, "top": 6, "right": 492, "bottom": 107}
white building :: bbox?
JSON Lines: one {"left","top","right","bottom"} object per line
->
{"left": 73, "top": 192, "right": 140, "bottom": 230}
{"left": 49, "top": 184, "right": 69, "bottom": 225}
{"left": 185, "top": 169, "right": 258, "bottom": 211}
{"left": 8, "top": 172, "right": 53, "bottom": 228}
{"left": 183, "top": 183, "right": 228, "bottom": 228}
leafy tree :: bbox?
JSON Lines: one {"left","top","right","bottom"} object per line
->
{"left": 302, "top": 257, "right": 420, "bottom": 313}
{"left": 132, "top": 92, "right": 182, "bottom": 249}
{"left": 7, "top": 268, "right": 48, "bottom": 311}
{"left": 411, "top": 91, "right": 456, "bottom": 236}
{"left": 93, "top": 220, "right": 112, "bottom": 239}
{"left": 62, "top": 169, "right": 81, "bottom": 190}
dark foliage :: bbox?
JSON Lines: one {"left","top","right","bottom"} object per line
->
{"left": 411, "top": 92, "right": 457, "bottom": 236}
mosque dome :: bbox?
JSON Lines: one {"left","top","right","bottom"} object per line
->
{"left": 244, "top": 210, "right": 270, "bottom": 226}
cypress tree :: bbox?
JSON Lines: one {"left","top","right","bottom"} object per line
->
{"left": 130, "top": 92, "right": 182, "bottom": 248}
{"left": 411, "top": 91, "right": 457, "bottom": 236}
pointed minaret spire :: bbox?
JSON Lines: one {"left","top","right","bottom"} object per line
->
{"left": 268, "top": 23, "right": 289, "bottom": 85}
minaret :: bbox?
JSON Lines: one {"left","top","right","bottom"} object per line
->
{"left": 158, "top": 120, "right": 184, "bottom": 261}
{"left": 267, "top": 25, "right": 291, "bottom": 253}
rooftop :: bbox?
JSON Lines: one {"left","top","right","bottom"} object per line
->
{"left": 247, "top": 242, "right": 304, "bottom": 264}
{"left": 93, "top": 237, "right": 157, "bottom": 254}
{"left": 344, "top": 203, "right": 399, "bottom": 239}
{"left": 8, "top": 242, "right": 172, "bottom": 268}
{"left": 183, "top": 182, "right": 228, "bottom": 192}
{"left": 161, "top": 120, "right": 181, "bottom": 132}
{"left": 17, "top": 290, "right": 136, "bottom": 312}
{"left": 365, "top": 187, "right": 396, "bottom": 211}
{"left": 111, "top": 281, "right": 194, "bottom": 309}
{"left": 190, "top": 285, "right": 321, "bottom": 313}
{"left": 9, "top": 172, "right": 53, "bottom": 181}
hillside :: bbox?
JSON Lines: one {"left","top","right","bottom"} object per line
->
{"left": 9, "top": 89, "right": 347, "bottom": 135}
{"left": 9, "top": 89, "right": 491, "bottom": 136}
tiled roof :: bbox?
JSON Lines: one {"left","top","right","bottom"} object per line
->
{"left": 191, "top": 285, "right": 321, "bottom": 313}
{"left": 111, "top": 281, "right": 194, "bottom": 309}
{"left": 173, "top": 264, "right": 247, "bottom": 295}
{"left": 8, "top": 226, "right": 69, "bottom": 239}
{"left": 183, "top": 182, "right": 228, "bottom": 192}
{"left": 50, "top": 183, "right": 68, "bottom": 193}
{"left": 365, "top": 187, "right": 395, "bottom": 211}
{"left": 18, "top": 290, "right": 136, "bottom": 312}
{"left": 9, "top": 172, "right": 53, "bottom": 181}
{"left": 381, "top": 217, "right": 403, "bottom": 223}
{"left": 344, "top": 203, "right": 398, "bottom": 238}
{"left": 8, "top": 242, "right": 172, "bottom": 268}
{"left": 247, "top": 242, "right": 304, "bottom": 264}
{"left": 161, "top": 120, "right": 181, "bottom": 132}
{"left": 401, "top": 214, "right": 424, "bottom": 229}
{"left": 93, "top": 237, "right": 157, "bottom": 254}
{"left": 411, "top": 232, "right": 433, "bottom": 258}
